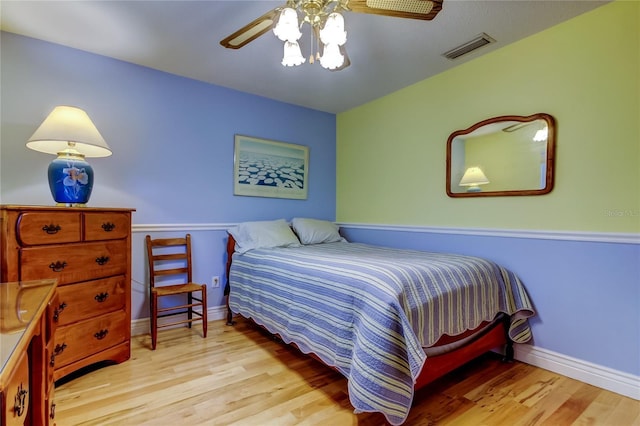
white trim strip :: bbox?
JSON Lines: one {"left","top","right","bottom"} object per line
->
{"left": 337, "top": 222, "right": 640, "bottom": 245}
{"left": 133, "top": 223, "right": 236, "bottom": 233}
{"left": 514, "top": 345, "right": 640, "bottom": 400}
{"left": 131, "top": 305, "right": 228, "bottom": 337}
{"left": 132, "top": 222, "right": 639, "bottom": 244}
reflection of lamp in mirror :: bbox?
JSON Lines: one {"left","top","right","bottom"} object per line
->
{"left": 26, "top": 106, "right": 112, "bottom": 206}
{"left": 459, "top": 167, "right": 490, "bottom": 192}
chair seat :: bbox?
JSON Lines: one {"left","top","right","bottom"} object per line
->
{"left": 152, "top": 283, "right": 204, "bottom": 296}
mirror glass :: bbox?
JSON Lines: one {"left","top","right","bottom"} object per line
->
{"left": 446, "top": 113, "right": 556, "bottom": 197}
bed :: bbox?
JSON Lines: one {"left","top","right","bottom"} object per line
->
{"left": 224, "top": 218, "right": 535, "bottom": 425}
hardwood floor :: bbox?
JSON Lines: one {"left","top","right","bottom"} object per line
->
{"left": 55, "top": 317, "right": 639, "bottom": 425}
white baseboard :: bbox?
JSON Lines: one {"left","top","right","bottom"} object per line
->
{"left": 130, "top": 305, "right": 228, "bottom": 337}
{"left": 514, "top": 344, "right": 640, "bottom": 400}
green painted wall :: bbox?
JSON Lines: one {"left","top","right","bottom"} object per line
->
{"left": 336, "top": 1, "right": 639, "bottom": 232}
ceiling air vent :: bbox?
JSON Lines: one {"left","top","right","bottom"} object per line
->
{"left": 443, "top": 33, "right": 496, "bottom": 60}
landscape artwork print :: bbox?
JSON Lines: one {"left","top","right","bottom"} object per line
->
{"left": 233, "top": 135, "right": 309, "bottom": 199}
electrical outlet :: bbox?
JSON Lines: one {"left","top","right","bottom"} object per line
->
{"left": 212, "top": 276, "right": 220, "bottom": 288}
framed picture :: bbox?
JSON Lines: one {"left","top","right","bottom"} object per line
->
{"left": 233, "top": 134, "right": 309, "bottom": 199}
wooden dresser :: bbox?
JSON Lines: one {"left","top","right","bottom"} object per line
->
{"left": 0, "top": 205, "right": 134, "bottom": 382}
{"left": 0, "top": 279, "right": 58, "bottom": 426}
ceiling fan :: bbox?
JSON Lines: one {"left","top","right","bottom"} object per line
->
{"left": 220, "top": 0, "right": 443, "bottom": 71}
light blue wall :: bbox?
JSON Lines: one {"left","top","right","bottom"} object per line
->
{"left": 0, "top": 32, "right": 336, "bottom": 311}
{"left": 341, "top": 227, "right": 640, "bottom": 376}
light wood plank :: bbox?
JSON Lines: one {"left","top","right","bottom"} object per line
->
{"left": 55, "top": 317, "right": 640, "bottom": 425}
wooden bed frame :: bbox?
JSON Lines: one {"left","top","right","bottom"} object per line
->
{"left": 224, "top": 234, "right": 513, "bottom": 391}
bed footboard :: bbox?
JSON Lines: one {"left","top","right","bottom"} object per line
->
{"left": 415, "top": 314, "right": 512, "bottom": 389}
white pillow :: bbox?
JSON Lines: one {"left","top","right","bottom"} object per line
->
{"left": 291, "top": 218, "right": 345, "bottom": 245}
{"left": 228, "top": 219, "right": 300, "bottom": 253}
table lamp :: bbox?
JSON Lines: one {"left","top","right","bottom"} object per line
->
{"left": 26, "top": 106, "right": 112, "bottom": 206}
{"left": 459, "top": 166, "right": 490, "bottom": 192}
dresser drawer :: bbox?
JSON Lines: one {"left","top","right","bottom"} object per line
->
{"left": 16, "top": 211, "right": 82, "bottom": 246}
{"left": 84, "top": 212, "right": 130, "bottom": 241}
{"left": 3, "top": 349, "right": 29, "bottom": 426}
{"left": 19, "top": 240, "right": 127, "bottom": 285}
{"left": 55, "top": 276, "right": 126, "bottom": 326}
{"left": 53, "top": 309, "right": 127, "bottom": 369}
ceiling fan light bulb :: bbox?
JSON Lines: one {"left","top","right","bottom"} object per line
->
{"left": 320, "top": 43, "right": 344, "bottom": 69}
{"left": 273, "top": 7, "right": 302, "bottom": 42}
{"left": 320, "top": 13, "right": 347, "bottom": 45}
{"left": 282, "top": 41, "right": 306, "bottom": 66}
{"left": 533, "top": 126, "right": 548, "bottom": 142}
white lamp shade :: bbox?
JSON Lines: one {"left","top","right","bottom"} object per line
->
{"left": 459, "top": 167, "right": 490, "bottom": 186}
{"left": 26, "top": 106, "right": 112, "bottom": 158}
{"left": 320, "top": 43, "right": 344, "bottom": 69}
{"left": 282, "top": 41, "right": 306, "bottom": 66}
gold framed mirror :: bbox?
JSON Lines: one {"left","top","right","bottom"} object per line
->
{"left": 446, "top": 113, "right": 556, "bottom": 197}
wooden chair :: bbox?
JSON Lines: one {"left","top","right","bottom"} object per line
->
{"left": 145, "top": 234, "right": 207, "bottom": 350}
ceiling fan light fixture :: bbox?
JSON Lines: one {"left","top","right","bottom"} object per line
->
{"left": 273, "top": 7, "right": 302, "bottom": 42}
{"left": 282, "top": 41, "right": 306, "bottom": 66}
{"left": 319, "top": 12, "right": 347, "bottom": 45}
{"left": 320, "top": 43, "right": 344, "bottom": 69}
{"left": 221, "top": 0, "right": 443, "bottom": 69}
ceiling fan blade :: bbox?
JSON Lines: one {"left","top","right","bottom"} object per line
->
{"left": 347, "top": 0, "right": 443, "bottom": 21}
{"left": 220, "top": 8, "right": 281, "bottom": 49}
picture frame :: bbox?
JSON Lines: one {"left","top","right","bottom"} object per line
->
{"left": 233, "top": 134, "right": 309, "bottom": 200}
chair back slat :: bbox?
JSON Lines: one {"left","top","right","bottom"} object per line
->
{"left": 153, "top": 267, "right": 189, "bottom": 277}
{"left": 153, "top": 253, "right": 187, "bottom": 262}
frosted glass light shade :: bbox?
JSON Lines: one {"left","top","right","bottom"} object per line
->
{"left": 533, "top": 126, "right": 548, "bottom": 142}
{"left": 273, "top": 8, "right": 301, "bottom": 42}
{"left": 320, "top": 43, "right": 344, "bottom": 69}
{"left": 26, "top": 106, "right": 112, "bottom": 157}
{"left": 320, "top": 13, "right": 346, "bottom": 46}
{"left": 282, "top": 41, "right": 306, "bottom": 66}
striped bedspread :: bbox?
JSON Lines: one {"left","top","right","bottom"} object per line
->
{"left": 229, "top": 242, "right": 535, "bottom": 425}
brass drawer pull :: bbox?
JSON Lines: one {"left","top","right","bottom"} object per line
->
{"left": 13, "top": 383, "right": 28, "bottom": 417}
{"left": 50, "top": 402, "right": 56, "bottom": 420}
{"left": 102, "top": 222, "right": 116, "bottom": 232}
{"left": 53, "top": 301, "right": 67, "bottom": 322}
{"left": 50, "top": 353, "right": 56, "bottom": 367}
{"left": 95, "top": 292, "right": 109, "bottom": 303}
{"left": 94, "top": 329, "right": 109, "bottom": 340}
{"left": 49, "top": 261, "right": 67, "bottom": 272}
{"left": 54, "top": 342, "right": 67, "bottom": 357}
{"left": 96, "top": 256, "right": 110, "bottom": 265}
{"left": 42, "top": 224, "right": 62, "bottom": 234}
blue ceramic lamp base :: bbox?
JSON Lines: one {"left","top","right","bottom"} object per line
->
{"left": 48, "top": 152, "right": 94, "bottom": 206}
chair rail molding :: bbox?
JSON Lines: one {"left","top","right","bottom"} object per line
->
{"left": 133, "top": 222, "right": 639, "bottom": 244}
{"left": 337, "top": 223, "right": 640, "bottom": 245}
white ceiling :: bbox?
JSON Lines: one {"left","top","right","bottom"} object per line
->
{"left": 1, "top": 0, "right": 609, "bottom": 113}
